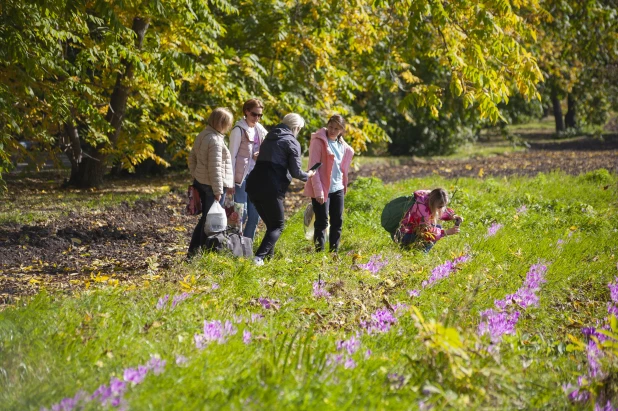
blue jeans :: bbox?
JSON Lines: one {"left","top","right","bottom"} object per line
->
{"left": 234, "top": 179, "right": 260, "bottom": 240}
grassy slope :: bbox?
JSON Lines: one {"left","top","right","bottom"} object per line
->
{"left": 1, "top": 170, "right": 617, "bottom": 410}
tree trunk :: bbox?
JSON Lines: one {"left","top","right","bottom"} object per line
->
{"left": 551, "top": 89, "right": 565, "bottom": 133}
{"left": 565, "top": 93, "right": 577, "bottom": 129}
{"left": 68, "top": 16, "right": 150, "bottom": 188}
{"left": 69, "top": 149, "right": 107, "bottom": 188}
{"left": 62, "top": 121, "right": 82, "bottom": 184}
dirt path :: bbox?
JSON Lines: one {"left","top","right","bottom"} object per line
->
{"left": 1, "top": 135, "right": 617, "bottom": 306}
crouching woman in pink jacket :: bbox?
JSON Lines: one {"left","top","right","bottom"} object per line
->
{"left": 303, "top": 114, "right": 354, "bottom": 252}
{"left": 397, "top": 188, "right": 463, "bottom": 252}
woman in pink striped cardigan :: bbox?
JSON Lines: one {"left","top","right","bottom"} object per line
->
{"left": 303, "top": 114, "right": 355, "bottom": 252}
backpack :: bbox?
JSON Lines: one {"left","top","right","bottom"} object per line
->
{"left": 205, "top": 230, "right": 253, "bottom": 258}
{"left": 381, "top": 195, "right": 416, "bottom": 236}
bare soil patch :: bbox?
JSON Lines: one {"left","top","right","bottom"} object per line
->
{"left": 1, "top": 135, "right": 617, "bottom": 306}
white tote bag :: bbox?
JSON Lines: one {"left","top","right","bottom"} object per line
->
{"left": 204, "top": 201, "right": 227, "bottom": 234}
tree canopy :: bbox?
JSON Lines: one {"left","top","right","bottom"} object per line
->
{"left": 2, "top": 0, "right": 609, "bottom": 187}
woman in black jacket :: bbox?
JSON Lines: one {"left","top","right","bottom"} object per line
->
{"left": 246, "top": 113, "right": 316, "bottom": 265}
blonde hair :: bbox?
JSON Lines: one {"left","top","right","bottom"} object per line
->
{"left": 281, "top": 113, "right": 305, "bottom": 135}
{"left": 207, "top": 107, "right": 234, "bottom": 133}
{"left": 428, "top": 188, "right": 449, "bottom": 222}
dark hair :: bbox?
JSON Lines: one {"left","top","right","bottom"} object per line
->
{"left": 243, "top": 99, "right": 264, "bottom": 115}
{"left": 327, "top": 114, "right": 346, "bottom": 142}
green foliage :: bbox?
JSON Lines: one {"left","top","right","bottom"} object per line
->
{"left": 1, "top": 171, "right": 618, "bottom": 409}
{"left": 581, "top": 168, "right": 613, "bottom": 185}
{"left": 0, "top": 0, "right": 547, "bottom": 186}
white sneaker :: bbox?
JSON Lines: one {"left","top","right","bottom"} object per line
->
{"left": 253, "top": 257, "right": 264, "bottom": 266}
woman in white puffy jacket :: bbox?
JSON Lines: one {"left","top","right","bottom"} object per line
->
{"left": 187, "top": 108, "right": 234, "bottom": 258}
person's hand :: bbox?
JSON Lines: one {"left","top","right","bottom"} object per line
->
{"left": 307, "top": 170, "right": 316, "bottom": 178}
{"left": 446, "top": 227, "right": 460, "bottom": 236}
{"left": 253, "top": 151, "right": 259, "bottom": 160}
{"left": 215, "top": 194, "right": 221, "bottom": 202}
{"left": 228, "top": 186, "right": 235, "bottom": 195}
{"left": 316, "top": 195, "right": 325, "bottom": 204}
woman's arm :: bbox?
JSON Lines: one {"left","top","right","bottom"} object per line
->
{"left": 207, "top": 137, "right": 224, "bottom": 197}
{"left": 188, "top": 147, "right": 197, "bottom": 177}
{"left": 287, "top": 139, "right": 308, "bottom": 182}
{"left": 308, "top": 138, "right": 324, "bottom": 200}
{"left": 228, "top": 127, "right": 242, "bottom": 176}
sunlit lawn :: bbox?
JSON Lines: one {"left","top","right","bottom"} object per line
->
{"left": 1, "top": 169, "right": 617, "bottom": 410}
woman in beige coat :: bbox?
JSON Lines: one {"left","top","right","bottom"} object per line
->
{"left": 187, "top": 108, "right": 235, "bottom": 257}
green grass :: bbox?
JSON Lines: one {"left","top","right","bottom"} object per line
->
{"left": 1, "top": 170, "right": 617, "bottom": 410}
{"left": 506, "top": 117, "right": 557, "bottom": 133}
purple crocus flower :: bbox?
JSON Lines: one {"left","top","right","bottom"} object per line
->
{"left": 175, "top": 355, "right": 188, "bottom": 366}
{"left": 609, "top": 278, "right": 618, "bottom": 304}
{"left": 250, "top": 313, "right": 264, "bottom": 323}
{"left": 90, "top": 384, "right": 112, "bottom": 403}
{"left": 326, "top": 354, "right": 344, "bottom": 366}
{"left": 171, "top": 293, "right": 191, "bottom": 308}
{"left": 586, "top": 341, "right": 605, "bottom": 379}
{"left": 516, "top": 205, "right": 527, "bottom": 214}
{"left": 494, "top": 298, "right": 509, "bottom": 310}
{"left": 568, "top": 388, "right": 591, "bottom": 403}
{"left": 365, "top": 349, "right": 372, "bottom": 359}
{"left": 156, "top": 295, "right": 169, "bottom": 310}
{"left": 478, "top": 309, "right": 520, "bottom": 343}
{"left": 504, "top": 287, "right": 540, "bottom": 308}
{"left": 46, "top": 390, "right": 88, "bottom": 411}
{"left": 523, "top": 264, "right": 548, "bottom": 290}
{"left": 243, "top": 330, "right": 252, "bottom": 344}
{"left": 393, "top": 303, "right": 409, "bottom": 316}
{"left": 361, "top": 309, "right": 398, "bottom": 334}
{"left": 358, "top": 254, "right": 388, "bottom": 274}
{"left": 337, "top": 335, "right": 361, "bottom": 355}
{"left": 211, "top": 283, "right": 220, "bottom": 290}
{"left": 422, "top": 261, "right": 454, "bottom": 288}
{"left": 453, "top": 254, "right": 471, "bottom": 264}
{"left": 344, "top": 357, "right": 357, "bottom": 369}
{"left": 419, "top": 255, "right": 470, "bottom": 289}
{"left": 258, "top": 297, "right": 279, "bottom": 310}
{"left": 486, "top": 222, "right": 503, "bottom": 237}
{"left": 146, "top": 357, "right": 166, "bottom": 375}
{"left": 312, "top": 280, "right": 331, "bottom": 298}
{"left": 123, "top": 365, "right": 149, "bottom": 384}
{"left": 195, "top": 319, "right": 238, "bottom": 348}
{"left": 595, "top": 400, "right": 616, "bottom": 411}
{"left": 408, "top": 289, "right": 421, "bottom": 298}
{"left": 581, "top": 327, "right": 597, "bottom": 337}
{"left": 109, "top": 378, "right": 127, "bottom": 396}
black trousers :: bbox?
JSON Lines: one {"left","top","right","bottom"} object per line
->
{"left": 187, "top": 180, "right": 217, "bottom": 258}
{"left": 312, "top": 189, "right": 344, "bottom": 252}
{"left": 250, "top": 195, "right": 285, "bottom": 259}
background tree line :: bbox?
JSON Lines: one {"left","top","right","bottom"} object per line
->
{"left": 1, "top": 0, "right": 616, "bottom": 188}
